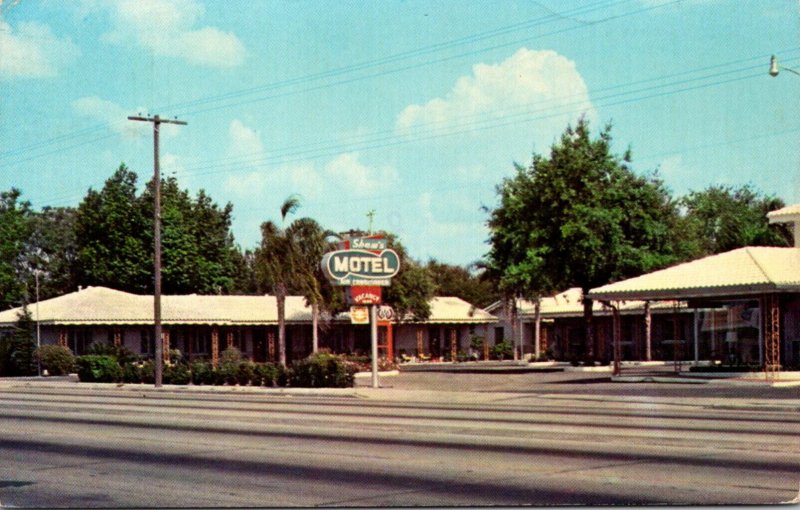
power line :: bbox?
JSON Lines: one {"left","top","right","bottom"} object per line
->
{"left": 0, "top": 0, "right": 623, "bottom": 163}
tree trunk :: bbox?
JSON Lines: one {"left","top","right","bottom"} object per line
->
{"left": 277, "top": 285, "right": 287, "bottom": 367}
{"left": 311, "top": 302, "right": 319, "bottom": 354}
{"left": 509, "top": 297, "right": 519, "bottom": 361}
{"left": 583, "top": 290, "right": 594, "bottom": 360}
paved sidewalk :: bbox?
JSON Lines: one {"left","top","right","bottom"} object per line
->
{"left": 2, "top": 371, "right": 798, "bottom": 413}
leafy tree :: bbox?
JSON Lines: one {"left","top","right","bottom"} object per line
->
{"left": 140, "top": 177, "right": 240, "bottom": 294}
{"left": 425, "top": 259, "right": 498, "bottom": 308}
{"left": 0, "top": 189, "right": 33, "bottom": 310}
{"left": 23, "top": 206, "right": 78, "bottom": 300}
{"left": 378, "top": 232, "right": 435, "bottom": 322}
{"left": 678, "top": 184, "right": 791, "bottom": 257}
{"left": 74, "top": 165, "right": 151, "bottom": 293}
{"left": 0, "top": 307, "right": 36, "bottom": 376}
{"left": 486, "top": 119, "right": 679, "bottom": 359}
{"left": 74, "top": 165, "right": 242, "bottom": 295}
{"left": 256, "top": 196, "right": 308, "bottom": 367}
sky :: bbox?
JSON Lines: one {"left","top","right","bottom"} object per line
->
{"left": 1, "top": 0, "right": 799, "bottom": 268}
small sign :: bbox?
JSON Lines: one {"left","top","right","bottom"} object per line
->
{"left": 350, "top": 286, "right": 382, "bottom": 305}
{"left": 350, "top": 306, "right": 370, "bottom": 324}
{"left": 377, "top": 306, "right": 395, "bottom": 321}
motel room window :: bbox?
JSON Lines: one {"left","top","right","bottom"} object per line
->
{"left": 194, "top": 332, "right": 211, "bottom": 356}
{"left": 140, "top": 329, "right": 154, "bottom": 356}
{"left": 495, "top": 327, "right": 505, "bottom": 343}
{"left": 69, "top": 329, "right": 93, "bottom": 355}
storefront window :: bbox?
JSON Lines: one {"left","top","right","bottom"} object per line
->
{"left": 698, "top": 301, "right": 760, "bottom": 365}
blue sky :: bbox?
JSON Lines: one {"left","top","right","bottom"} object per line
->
{"left": 2, "top": 0, "right": 799, "bottom": 267}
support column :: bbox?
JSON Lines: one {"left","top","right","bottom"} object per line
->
{"left": 534, "top": 299, "right": 541, "bottom": 359}
{"left": 612, "top": 304, "right": 621, "bottom": 376}
{"left": 268, "top": 331, "right": 276, "bottom": 362}
{"left": 673, "top": 305, "right": 681, "bottom": 373}
{"left": 764, "top": 294, "right": 781, "bottom": 380}
{"left": 226, "top": 331, "right": 234, "bottom": 349}
{"left": 450, "top": 329, "right": 457, "bottom": 363}
{"left": 162, "top": 329, "right": 170, "bottom": 365}
{"left": 693, "top": 308, "right": 700, "bottom": 365}
{"left": 113, "top": 329, "right": 122, "bottom": 347}
{"left": 416, "top": 328, "right": 424, "bottom": 357}
{"left": 58, "top": 330, "right": 68, "bottom": 348}
{"left": 211, "top": 328, "right": 220, "bottom": 368}
{"left": 386, "top": 322, "right": 394, "bottom": 361}
{"left": 644, "top": 301, "right": 652, "bottom": 362}
{"left": 483, "top": 324, "right": 490, "bottom": 361}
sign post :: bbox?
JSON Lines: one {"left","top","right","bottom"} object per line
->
{"left": 322, "top": 235, "right": 399, "bottom": 388}
{"left": 370, "top": 304, "right": 379, "bottom": 388}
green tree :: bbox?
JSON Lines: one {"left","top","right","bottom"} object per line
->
{"left": 285, "top": 215, "right": 337, "bottom": 353}
{"left": 23, "top": 206, "right": 78, "bottom": 300}
{"left": 0, "top": 307, "right": 36, "bottom": 377}
{"left": 487, "top": 119, "right": 679, "bottom": 359}
{"left": 0, "top": 189, "right": 33, "bottom": 310}
{"left": 256, "top": 196, "right": 309, "bottom": 367}
{"left": 74, "top": 165, "right": 243, "bottom": 296}
{"left": 74, "top": 165, "right": 151, "bottom": 293}
{"left": 679, "top": 184, "right": 791, "bottom": 257}
{"left": 425, "top": 260, "right": 498, "bottom": 308}
{"left": 140, "top": 177, "right": 240, "bottom": 295}
{"left": 376, "top": 232, "right": 435, "bottom": 322}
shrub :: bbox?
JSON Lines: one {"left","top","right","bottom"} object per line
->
{"left": 34, "top": 345, "right": 75, "bottom": 375}
{"left": 219, "top": 346, "right": 243, "bottom": 365}
{"left": 140, "top": 360, "right": 155, "bottom": 384}
{"left": 290, "top": 353, "right": 358, "bottom": 388}
{"left": 76, "top": 355, "right": 122, "bottom": 383}
{"left": 216, "top": 362, "right": 237, "bottom": 385}
{"left": 491, "top": 340, "right": 513, "bottom": 361}
{"left": 190, "top": 361, "right": 214, "bottom": 385}
{"left": 0, "top": 336, "right": 36, "bottom": 377}
{"left": 122, "top": 363, "right": 142, "bottom": 383}
{"left": 164, "top": 363, "right": 191, "bottom": 385}
{"left": 236, "top": 361, "right": 256, "bottom": 386}
{"left": 254, "top": 363, "right": 279, "bottom": 387}
{"left": 276, "top": 365, "right": 292, "bottom": 387}
{"left": 87, "top": 342, "right": 138, "bottom": 366}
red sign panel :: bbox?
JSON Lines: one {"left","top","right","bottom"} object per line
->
{"left": 349, "top": 286, "right": 382, "bottom": 305}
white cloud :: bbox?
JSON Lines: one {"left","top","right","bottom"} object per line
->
{"left": 396, "top": 48, "right": 595, "bottom": 133}
{"left": 228, "top": 119, "right": 264, "bottom": 157}
{"left": 324, "top": 153, "right": 399, "bottom": 195}
{"left": 225, "top": 170, "right": 268, "bottom": 198}
{"left": 101, "top": 0, "right": 245, "bottom": 68}
{"left": 0, "top": 18, "right": 79, "bottom": 79}
{"left": 72, "top": 96, "right": 150, "bottom": 138}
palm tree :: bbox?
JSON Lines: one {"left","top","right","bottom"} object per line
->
{"left": 256, "top": 196, "right": 331, "bottom": 366}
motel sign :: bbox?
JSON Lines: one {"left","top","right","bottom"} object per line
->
{"left": 321, "top": 248, "right": 400, "bottom": 286}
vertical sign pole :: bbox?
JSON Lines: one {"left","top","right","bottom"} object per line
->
{"left": 370, "top": 304, "right": 379, "bottom": 388}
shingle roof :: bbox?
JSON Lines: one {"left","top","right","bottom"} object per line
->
{"left": 767, "top": 204, "right": 800, "bottom": 222}
{"left": 0, "top": 286, "right": 495, "bottom": 326}
{"left": 422, "top": 296, "right": 496, "bottom": 323}
{"left": 487, "top": 288, "right": 684, "bottom": 318}
{"left": 588, "top": 247, "right": 800, "bottom": 300}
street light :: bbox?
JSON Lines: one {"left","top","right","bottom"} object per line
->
{"left": 769, "top": 55, "right": 800, "bottom": 77}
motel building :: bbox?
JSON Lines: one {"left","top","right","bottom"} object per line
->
{"left": 0, "top": 286, "right": 497, "bottom": 366}
{"left": 491, "top": 204, "right": 800, "bottom": 375}
{"left": 487, "top": 289, "right": 695, "bottom": 363}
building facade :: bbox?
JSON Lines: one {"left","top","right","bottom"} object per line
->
{"left": 0, "top": 287, "right": 497, "bottom": 365}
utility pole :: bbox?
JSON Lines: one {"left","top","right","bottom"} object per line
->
{"left": 366, "top": 209, "right": 376, "bottom": 234}
{"left": 128, "top": 114, "right": 187, "bottom": 388}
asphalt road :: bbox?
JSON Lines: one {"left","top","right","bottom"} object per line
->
{"left": 1, "top": 377, "right": 799, "bottom": 507}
